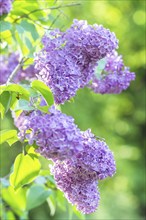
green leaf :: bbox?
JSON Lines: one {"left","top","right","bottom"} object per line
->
{"left": 26, "top": 185, "right": 51, "bottom": 210}
{"left": 3, "top": 84, "right": 30, "bottom": 100}
{"left": 24, "top": 36, "right": 33, "bottom": 51}
{"left": 2, "top": 186, "right": 26, "bottom": 216}
{"left": 47, "top": 197, "right": 56, "bottom": 216}
{"left": 0, "top": 103, "right": 5, "bottom": 119}
{"left": 6, "top": 211, "right": 16, "bottom": 220}
{"left": 72, "top": 206, "right": 85, "bottom": 220}
{"left": 36, "top": 105, "right": 50, "bottom": 113}
{"left": 16, "top": 24, "right": 24, "bottom": 34}
{"left": 7, "top": 136, "right": 19, "bottom": 146}
{"left": 20, "top": 20, "right": 39, "bottom": 41}
{"left": 14, "top": 99, "right": 34, "bottom": 111}
{"left": 0, "top": 130, "right": 18, "bottom": 145}
{"left": 95, "top": 57, "right": 107, "bottom": 79}
{"left": 31, "top": 80, "right": 54, "bottom": 106}
{"left": 0, "top": 91, "right": 12, "bottom": 114}
{"left": 0, "top": 85, "right": 6, "bottom": 95}
{"left": 10, "top": 153, "right": 41, "bottom": 190}
{"left": 0, "top": 21, "right": 12, "bottom": 32}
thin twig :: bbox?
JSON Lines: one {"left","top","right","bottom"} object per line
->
{"left": 14, "top": 3, "right": 81, "bottom": 23}
{"left": 27, "top": 3, "right": 81, "bottom": 15}
{"left": 49, "top": 11, "right": 62, "bottom": 29}
{"left": 6, "top": 57, "right": 28, "bottom": 84}
{"left": 27, "top": 16, "right": 52, "bottom": 30}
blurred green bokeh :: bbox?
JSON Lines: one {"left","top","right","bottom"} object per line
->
{"left": 0, "top": 0, "right": 145, "bottom": 219}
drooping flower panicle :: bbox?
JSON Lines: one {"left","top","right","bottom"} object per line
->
{"left": 35, "top": 19, "right": 118, "bottom": 104}
{"left": 76, "top": 129, "right": 116, "bottom": 180}
{"left": 51, "top": 159, "right": 100, "bottom": 214}
{"left": 14, "top": 106, "right": 84, "bottom": 161}
{"left": 13, "top": 105, "right": 116, "bottom": 214}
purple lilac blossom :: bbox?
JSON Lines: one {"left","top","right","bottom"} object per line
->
{"left": 35, "top": 19, "right": 118, "bottom": 104}
{"left": 14, "top": 106, "right": 84, "bottom": 160}
{"left": 13, "top": 106, "right": 116, "bottom": 213}
{"left": 51, "top": 159, "right": 100, "bottom": 214}
{"left": 90, "top": 51, "right": 135, "bottom": 94}
{"left": 0, "top": 53, "right": 36, "bottom": 84}
{"left": 0, "top": 53, "right": 19, "bottom": 84}
{"left": 76, "top": 129, "right": 116, "bottom": 180}
{"left": 0, "top": 0, "right": 13, "bottom": 16}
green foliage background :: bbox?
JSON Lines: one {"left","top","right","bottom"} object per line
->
{"left": 0, "top": 0, "right": 145, "bottom": 219}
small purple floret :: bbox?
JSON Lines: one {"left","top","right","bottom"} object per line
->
{"left": 0, "top": 0, "right": 13, "bottom": 16}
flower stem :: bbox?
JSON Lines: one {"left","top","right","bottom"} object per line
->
{"left": 6, "top": 57, "right": 28, "bottom": 84}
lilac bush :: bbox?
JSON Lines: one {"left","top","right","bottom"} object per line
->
{"left": 1, "top": 17, "right": 135, "bottom": 215}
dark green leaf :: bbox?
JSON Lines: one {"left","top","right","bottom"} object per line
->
{"left": 0, "top": 91, "right": 11, "bottom": 115}
{"left": 26, "top": 185, "right": 52, "bottom": 210}
{"left": 0, "top": 103, "right": 5, "bottom": 119}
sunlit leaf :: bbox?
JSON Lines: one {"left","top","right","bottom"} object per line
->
{"left": 6, "top": 210, "right": 16, "bottom": 220}
{"left": 0, "top": 130, "right": 18, "bottom": 145}
{"left": 31, "top": 80, "right": 54, "bottom": 106}
{"left": 36, "top": 105, "right": 50, "bottom": 113}
{"left": 10, "top": 153, "right": 41, "bottom": 190}
{"left": 2, "top": 186, "right": 26, "bottom": 216}
{"left": 7, "top": 136, "right": 19, "bottom": 146}
{"left": 3, "top": 84, "right": 30, "bottom": 100}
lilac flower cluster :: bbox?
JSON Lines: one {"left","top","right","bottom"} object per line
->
{"left": 51, "top": 129, "right": 116, "bottom": 213}
{"left": 14, "top": 105, "right": 116, "bottom": 213}
{"left": 35, "top": 19, "right": 118, "bottom": 104}
{"left": 51, "top": 159, "right": 100, "bottom": 214}
{"left": 0, "top": 53, "right": 19, "bottom": 84}
{"left": 90, "top": 51, "right": 135, "bottom": 94}
{"left": 0, "top": 53, "right": 36, "bottom": 84}
{"left": 15, "top": 106, "right": 84, "bottom": 160}
{"left": 76, "top": 129, "right": 116, "bottom": 180}
{"left": 0, "top": 0, "right": 13, "bottom": 16}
